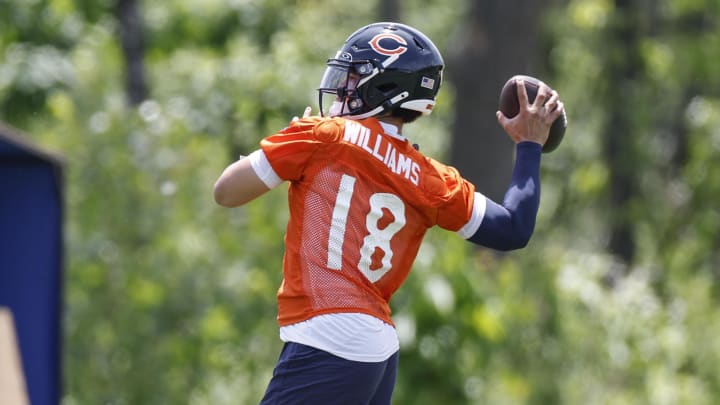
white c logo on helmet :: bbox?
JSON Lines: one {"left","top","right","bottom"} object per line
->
{"left": 369, "top": 33, "right": 408, "bottom": 56}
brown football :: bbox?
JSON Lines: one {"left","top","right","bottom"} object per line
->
{"left": 498, "top": 74, "right": 567, "bottom": 153}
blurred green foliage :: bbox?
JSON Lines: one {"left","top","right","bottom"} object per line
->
{"left": 1, "top": 0, "right": 720, "bottom": 404}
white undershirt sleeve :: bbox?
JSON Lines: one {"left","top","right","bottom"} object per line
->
{"left": 456, "top": 192, "right": 487, "bottom": 239}
{"left": 247, "top": 149, "right": 283, "bottom": 189}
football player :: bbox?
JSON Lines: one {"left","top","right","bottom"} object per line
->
{"left": 214, "top": 22, "right": 564, "bottom": 404}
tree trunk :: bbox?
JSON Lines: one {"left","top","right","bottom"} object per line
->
{"left": 601, "top": 0, "right": 644, "bottom": 270}
{"left": 116, "top": 0, "right": 149, "bottom": 106}
{"left": 448, "top": 1, "right": 544, "bottom": 201}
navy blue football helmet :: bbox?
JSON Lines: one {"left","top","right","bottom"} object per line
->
{"left": 318, "top": 22, "right": 444, "bottom": 119}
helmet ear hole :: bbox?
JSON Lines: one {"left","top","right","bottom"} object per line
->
{"left": 377, "top": 83, "right": 397, "bottom": 94}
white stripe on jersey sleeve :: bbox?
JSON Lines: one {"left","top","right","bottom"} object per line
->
{"left": 248, "top": 149, "right": 283, "bottom": 189}
{"left": 456, "top": 192, "right": 487, "bottom": 239}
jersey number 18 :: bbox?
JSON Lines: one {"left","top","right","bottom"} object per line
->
{"left": 326, "top": 174, "right": 406, "bottom": 283}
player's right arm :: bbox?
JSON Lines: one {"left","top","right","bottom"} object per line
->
{"left": 462, "top": 81, "right": 564, "bottom": 250}
{"left": 466, "top": 141, "right": 541, "bottom": 250}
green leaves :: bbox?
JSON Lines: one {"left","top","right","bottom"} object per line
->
{"left": 4, "top": 0, "right": 720, "bottom": 403}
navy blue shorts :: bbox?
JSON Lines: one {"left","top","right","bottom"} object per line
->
{"left": 260, "top": 342, "right": 399, "bottom": 405}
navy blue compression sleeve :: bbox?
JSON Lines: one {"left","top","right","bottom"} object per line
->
{"left": 468, "top": 141, "right": 542, "bottom": 250}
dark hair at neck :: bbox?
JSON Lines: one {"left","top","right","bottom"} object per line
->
{"left": 389, "top": 108, "right": 422, "bottom": 123}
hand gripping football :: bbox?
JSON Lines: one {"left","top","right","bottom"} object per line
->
{"left": 498, "top": 75, "right": 567, "bottom": 153}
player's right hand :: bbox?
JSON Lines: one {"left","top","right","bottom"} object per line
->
{"left": 496, "top": 80, "right": 564, "bottom": 146}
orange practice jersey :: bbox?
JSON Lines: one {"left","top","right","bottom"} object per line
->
{"left": 260, "top": 117, "right": 476, "bottom": 326}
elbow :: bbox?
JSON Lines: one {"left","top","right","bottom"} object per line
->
{"left": 213, "top": 181, "right": 239, "bottom": 207}
{"left": 502, "top": 223, "right": 534, "bottom": 250}
{"left": 468, "top": 224, "right": 534, "bottom": 251}
{"left": 488, "top": 232, "right": 531, "bottom": 251}
{"left": 500, "top": 215, "right": 536, "bottom": 250}
{"left": 500, "top": 232, "right": 532, "bottom": 251}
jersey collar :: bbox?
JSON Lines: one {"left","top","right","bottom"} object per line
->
{"left": 378, "top": 121, "right": 407, "bottom": 142}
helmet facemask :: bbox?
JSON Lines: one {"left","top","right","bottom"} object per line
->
{"left": 318, "top": 59, "right": 380, "bottom": 118}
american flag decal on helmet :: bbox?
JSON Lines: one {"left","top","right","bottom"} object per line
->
{"left": 421, "top": 76, "right": 435, "bottom": 89}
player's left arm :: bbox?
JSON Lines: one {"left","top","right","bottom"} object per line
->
{"left": 214, "top": 108, "right": 313, "bottom": 207}
{"left": 213, "top": 154, "right": 272, "bottom": 207}
{"left": 214, "top": 144, "right": 290, "bottom": 207}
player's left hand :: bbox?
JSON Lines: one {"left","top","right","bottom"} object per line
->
{"left": 292, "top": 106, "right": 313, "bottom": 122}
